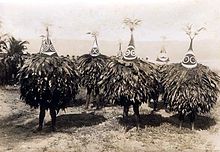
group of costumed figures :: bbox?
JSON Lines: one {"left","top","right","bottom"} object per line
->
{"left": 15, "top": 20, "right": 220, "bottom": 131}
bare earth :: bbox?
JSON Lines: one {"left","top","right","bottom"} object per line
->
{"left": 0, "top": 87, "right": 220, "bottom": 152}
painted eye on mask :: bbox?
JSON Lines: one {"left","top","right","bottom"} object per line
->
{"left": 183, "top": 56, "right": 189, "bottom": 63}
{"left": 124, "top": 50, "right": 131, "bottom": 56}
{"left": 131, "top": 50, "right": 136, "bottom": 56}
{"left": 190, "top": 56, "right": 196, "bottom": 64}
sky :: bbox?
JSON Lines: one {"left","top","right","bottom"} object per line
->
{"left": 0, "top": 0, "right": 220, "bottom": 63}
{"left": 1, "top": 0, "right": 220, "bottom": 41}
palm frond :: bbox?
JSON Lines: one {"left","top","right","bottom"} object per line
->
{"left": 87, "top": 31, "right": 99, "bottom": 37}
{"left": 77, "top": 54, "right": 109, "bottom": 92}
{"left": 123, "top": 18, "right": 142, "bottom": 31}
{"left": 162, "top": 63, "right": 220, "bottom": 114}
{"left": 18, "top": 55, "right": 79, "bottom": 109}
{"left": 98, "top": 58, "right": 157, "bottom": 106}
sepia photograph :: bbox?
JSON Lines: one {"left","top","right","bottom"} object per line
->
{"left": 0, "top": 0, "right": 220, "bottom": 151}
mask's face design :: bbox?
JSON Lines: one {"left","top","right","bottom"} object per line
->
{"left": 183, "top": 54, "right": 196, "bottom": 64}
{"left": 123, "top": 46, "right": 136, "bottom": 60}
{"left": 41, "top": 39, "right": 57, "bottom": 56}
{"left": 90, "top": 47, "right": 100, "bottom": 57}
{"left": 157, "top": 52, "right": 169, "bottom": 62}
{"left": 181, "top": 51, "right": 197, "bottom": 68}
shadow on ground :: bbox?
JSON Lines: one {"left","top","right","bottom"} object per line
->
{"left": 0, "top": 111, "right": 106, "bottom": 140}
{"left": 118, "top": 112, "right": 216, "bottom": 131}
{"left": 118, "top": 113, "right": 165, "bottom": 131}
{"left": 168, "top": 114, "right": 216, "bottom": 130}
{"left": 49, "top": 113, "right": 106, "bottom": 129}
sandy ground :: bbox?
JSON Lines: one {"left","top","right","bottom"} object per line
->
{"left": 0, "top": 87, "right": 220, "bottom": 152}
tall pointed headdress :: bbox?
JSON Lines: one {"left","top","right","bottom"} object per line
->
{"left": 88, "top": 32, "right": 100, "bottom": 57}
{"left": 117, "top": 41, "right": 123, "bottom": 59}
{"left": 156, "top": 36, "right": 169, "bottom": 63}
{"left": 40, "top": 27, "right": 57, "bottom": 56}
{"left": 181, "top": 31, "right": 197, "bottom": 68}
{"left": 123, "top": 32, "right": 137, "bottom": 60}
{"left": 181, "top": 25, "right": 205, "bottom": 68}
{"left": 156, "top": 46, "right": 169, "bottom": 63}
{"left": 122, "top": 18, "right": 141, "bottom": 61}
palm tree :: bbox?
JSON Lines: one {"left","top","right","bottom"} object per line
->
{"left": 4, "top": 36, "right": 29, "bottom": 84}
{"left": 0, "top": 34, "right": 8, "bottom": 85}
{"left": 0, "top": 34, "right": 7, "bottom": 53}
{"left": 0, "top": 21, "right": 7, "bottom": 54}
{"left": 7, "top": 36, "right": 29, "bottom": 56}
